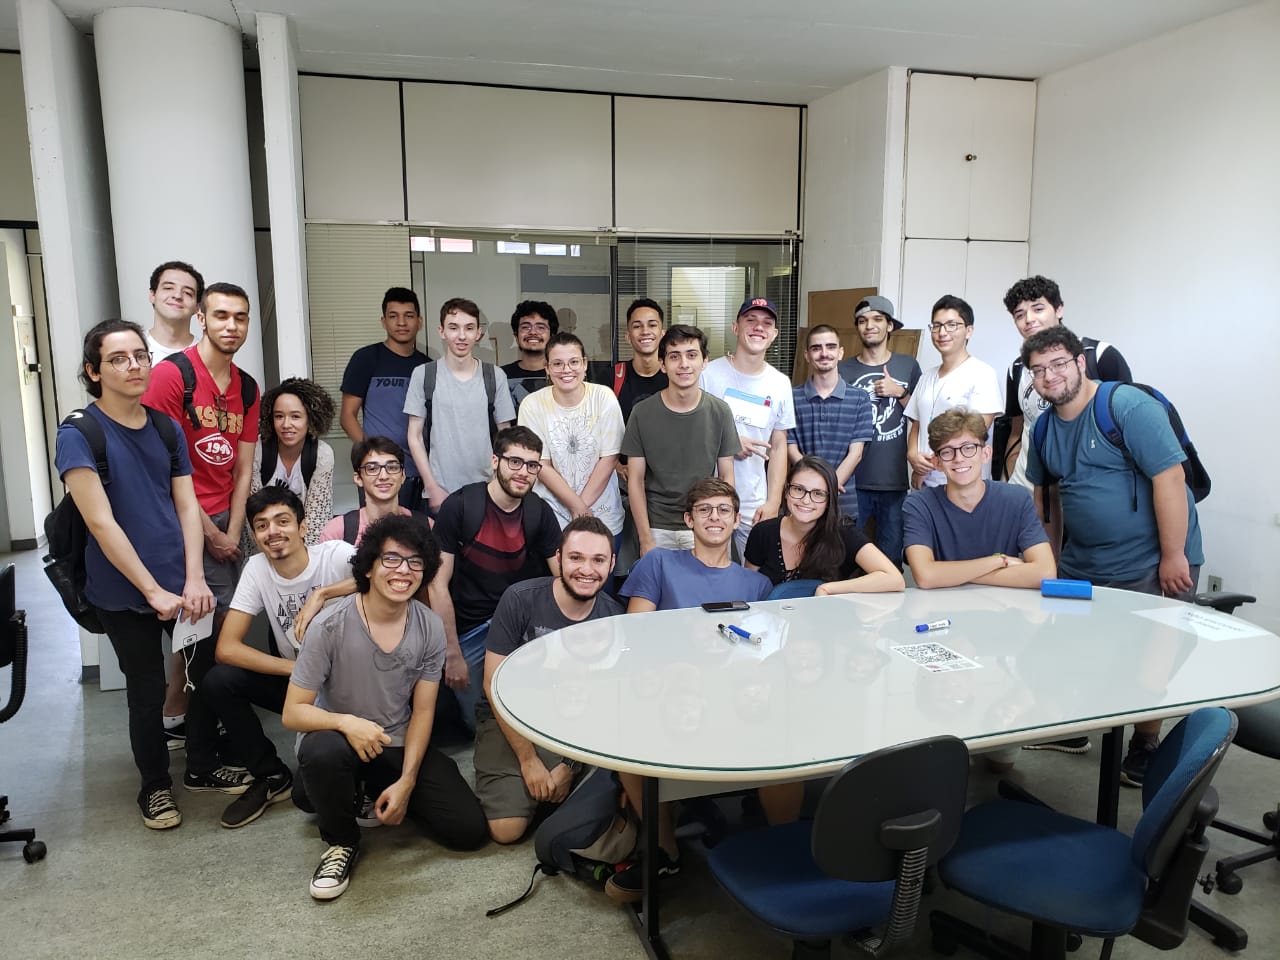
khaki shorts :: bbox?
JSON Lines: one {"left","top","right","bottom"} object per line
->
{"left": 473, "top": 718, "right": 565, "bottom": 821}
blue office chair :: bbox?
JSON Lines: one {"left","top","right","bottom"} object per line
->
{"left": 708, "top": 736, "right": 969, "bottom": 959}
{"left": 767, "top": 579, "right": 823, "bottom": 601}
{"left": 931, "top": 706, "right": 1236, "bottom": 960}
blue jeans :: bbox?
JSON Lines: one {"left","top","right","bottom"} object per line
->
{"left": 856, "top": 489, "right": 907, "bottom": 569}
{"left": 449, "top": 622, "right": 490, "bottom": 734}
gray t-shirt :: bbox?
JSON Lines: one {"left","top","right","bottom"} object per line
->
{"left": 291, "top": 595, "right": 446, "bottom": 746}
{"left": 620, "top": 391, "right": 740, "bottom": 530}
{"left": 839, "top": 354, "right": 923, "bottom": 492}
{"left": 477, "top": 576, "right": 623, "bottom": 722}
{"left": 403, "top": 360, "right": 516, "bottom": 493}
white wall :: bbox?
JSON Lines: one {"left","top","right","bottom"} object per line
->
{"left": 1029, "top": 0, "right": 1280, "bottom": 631}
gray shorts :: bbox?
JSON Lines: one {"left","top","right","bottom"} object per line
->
{"left": 1094, "top": 564, "right": 1201, "bottom": 602}
{"left": 473, "top": 718, "right": 564, "bottom": 822}
{"left": 203, "top": 509, "right": 243, "bottom": 613}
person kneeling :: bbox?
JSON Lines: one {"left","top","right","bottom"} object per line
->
{"left": 283, "top": 514, "right": 487, "bottom": 901}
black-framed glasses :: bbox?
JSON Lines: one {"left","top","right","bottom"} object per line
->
{"left": 378, "top": 552, "right": 425, "bottom": 572}
{"left": 928, "top": 320, "right": 965, "bottom": 333}
{"left": 104, "top": 350, "right": 153, "bottom": 372}
{"left": 1028, "top": 357, "right": 1076, "bottom": 381}
{"left": 786, "top": 483, "right": 829, "bottom": 503}
{"left": 500, "top": 455, "right": 542, "bottom": 474}
{"left": 936, "top": 442, "right": 982, "bottom": 461}
{"left": 360, "top": 460, "right": 404, "bottom": 477}
{"left": 691, "top": 503, "right": 735, "bottom": 518}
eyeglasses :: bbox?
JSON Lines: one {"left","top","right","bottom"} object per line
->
{"left": 1028, "top": 357, "right": 1077, "bottom": 381}
{"left": 518, "top": 321, "right": 551, "bottom": 334}
{"left": 378, "top": 552, "right": 425, "bottom": 572}
{"left": 786, "top": 483, "right": 829, "bottom": 503}
{"left": 104, "top": 351, "right": 153, "bottom": 372}
{"left": 360, "top": 460, "right": 404, "bottom": 477}
{"left": 548, "top": 358, "right": 585, "bottom": 372}
{"left": 928, "top": 320, "right": 965, "bottom": 333}
{"left": 500, "top": 455, "right": 543, "bottom": 474}
{"left": 690, "top": 503, "right": 735, "bottom": 518}
{"left": 936, "top": 442, "right": 982, "bottom": 461}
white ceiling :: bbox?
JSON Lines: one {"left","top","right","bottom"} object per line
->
{"left": 1, "top": 0, "right": 1259, "bottom": 103}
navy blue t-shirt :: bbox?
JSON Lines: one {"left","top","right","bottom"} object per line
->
{"left": 54, "top": 405, "right": 194, "bottom": 612}
{"left": 341, "top": 343, "right": 429, "bottom": 477}
{"left": 903, "top": 481, "right": 1047, "bottom": 561}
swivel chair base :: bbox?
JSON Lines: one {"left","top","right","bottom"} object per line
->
{"left": 0, "top": 794, "right": 46, "bottom": 863}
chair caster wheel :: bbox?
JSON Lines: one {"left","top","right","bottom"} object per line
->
{"left": 1262, "top": 810, "right": 1276, "bottom": 832}
{"left": 1066, "top": 933, "right": 1083, "bottom": 951}
{"left": 22, "top": 840, "right": 46, "bottom": 863}
{"left": 1216, "top": 870, "right": 1243, "bottom": 895}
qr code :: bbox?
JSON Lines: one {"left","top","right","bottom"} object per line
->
{"left": 891, "top": 642, "right": 981, "bottom": 673}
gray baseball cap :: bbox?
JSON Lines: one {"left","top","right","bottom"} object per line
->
{"left": 855, "top": 295, "right": 902, "bottom": 331}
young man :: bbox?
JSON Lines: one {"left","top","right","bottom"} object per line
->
{"left": 476, "top": 517, "right": 623, "bottom": 843}
{"left": 788, "top": 324, "right": 875, "bottom": 522}
{"left": 318, "top": 436, "right": 420, "bottom": 546}
{"left": 998, "top": 276, "right": 1133, "bottom": 488}
{"left": 145, "top": 260, "right": 203, "bottom": 360}
{"left": 55, "top": 319, "right": 216, "bottom": 829}
{"left": 339, "top": 287, "right": 430, "bottom": 508}
{"left": 904, "top": 294, "right": 1003, "bottom": 490}
{"left": 204, "top": 487, "right": 356, "bottom": 828}
{"left": 405, "top": 297, "right": 516, "bottom": 514}
{"left": 622, "top": 325, "right": 739, "bottom": 556}
{"left": 1023, "top": 325, "right": 1204, "bottom": 786}
{"left": 283, "top": 514, "right": 488, "bottom": 900}
{"left": 701, "top": 298, "right": 795, "bottom": 555}
{"left": 142, "top": 282, "right": 260, "bottom": 788}
{"left": 610, "top": 298, "right": 669, "bottom": 423}
{"left": 903, "top": 408, "right": 1055, "bottom": 589}
{"left": 838, "top": 296, "right": 922, "bottom": 566}
{"left": 428, "top": 426, "right": 562, "bottom": 729}
{"left": 610, "top": 478, "right": 771, "bottom": 901}
{"left": 502, "top": 299, "right": 558, "bottom": 412}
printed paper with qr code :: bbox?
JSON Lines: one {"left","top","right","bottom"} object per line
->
{"left": 891, "top": 642, "right": 982, "bottom": 673}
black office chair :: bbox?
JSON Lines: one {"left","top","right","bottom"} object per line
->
{"left": 0, "top": 563, "right": 45, "bottom": 863}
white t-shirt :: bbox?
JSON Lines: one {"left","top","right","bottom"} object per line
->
{"left": 517, "top": 383, "right": 625, "bottom": 534}
{"left": 701, "top": 357, "right": 796, "bottom": 520}
{"left": 145, "top": 330, "right": 198, "bottom": 363}
{"left": 229, "top": 540, "right": 356, "bottom": 659}
{"left": 903, "top": 355, "right": 1003, "bottom": 488}
{"left": 266, "top": 457, "right": 306, "bottom": 498}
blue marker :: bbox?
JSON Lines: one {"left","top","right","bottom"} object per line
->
{"left": 914, "top": 619, "right": 952, "bottom": 633}
{"left": 718, "top": 623, "right": 763, "bottom": 645}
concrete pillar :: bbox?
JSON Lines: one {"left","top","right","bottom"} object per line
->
{"left": 94, "top": 7, "right": 264, "bottom": 382}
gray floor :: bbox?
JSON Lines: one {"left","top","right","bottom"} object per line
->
{"left": 0, "top": 546, "right": 1276, "bottom": 960}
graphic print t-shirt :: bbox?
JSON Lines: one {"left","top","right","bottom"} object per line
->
{"left": 230, "top": 540, "right": 356, "bottom": 658}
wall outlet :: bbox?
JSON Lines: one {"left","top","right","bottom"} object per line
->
{"left": 1207, "top": 575, "right": 1223, "bottom": 592}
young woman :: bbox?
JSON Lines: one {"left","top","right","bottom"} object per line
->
{"left": 246, "top": 378, "right": 336, "bottom": 549}
{"left": 745, "top": 455, "right": 904, "bottom": 595}
{"left": 516, "top": 332, "right": 625, "bottom": 538}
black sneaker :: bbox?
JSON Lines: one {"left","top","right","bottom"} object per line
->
{"left": 184, "top": 765, "right": 253, "bottom": 795}
{"left": 1022, "top": 736, "right": 1092, "bottom": 754}
{"left": 220, "top": 769, "right": 293, "bottom": 829}
{"left": 355, "top": 793, "right": 382, "bottom": 829}
{"left": 139, "top": 787, "right": 182, "bottom": 830}
{"left": 310, "top": 844, "right": 359, "bottom": 900}
{"left": 1121, "top": 733, "right": 1159, "bottom": 788}
{"left": 163, "top": 721, "right": 186, "bottom": 752}
{"left": 605, "top": 849, "right": 681, "bottom": 904}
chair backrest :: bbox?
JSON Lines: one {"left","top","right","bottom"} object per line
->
{"left": 812, "top": 734, "right": 969, "bottom": 882}
{"left": 0, "top": 563, "right": 14, "bottom": 669}
{"left": 1131, "top": 706, "right": 1236, "bottom": 879}
{"left": 766, "top": 579, "right": 823, "bottom": 601}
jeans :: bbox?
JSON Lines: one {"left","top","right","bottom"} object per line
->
{"left": 448, "top": 622, "right": 490, "bottom": 735}
{"left": 856, "top": 489, "right": 908, "bottom": 569}
{"left": 200, "top": 664, "right": 290, "bottom": 780}
{"left": 97, "top": 608, "right": 172, "bottom": 797}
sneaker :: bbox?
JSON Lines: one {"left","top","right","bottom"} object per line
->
{"left": 163, "top": 721, "right": 186, "bottom": 752}
{"left": 139, "top": 787, "right": 182, "bottom": 830}
{"left": 220, "top": 769, "right": 293, "bottom": 829}
{"left": 605, "top": 849, "right": 681, "bottom": 904}
{"left": 1121, "top": 733, "right": 1159, "bottom": 788}
{"left": 1022, "top": 736, "right": 1092, "bottom": 754}
{"left": 355, "top": 793, "right": 382, "bottom": 829}
{"left": 310, "top": 844, "right": 359, "bottom": 900}
{"left": 184, "top": 765, "right": 253, "bottom": 795}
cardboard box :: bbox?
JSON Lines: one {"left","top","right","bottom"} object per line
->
{"left": 793, "top": 288, "right": 921, "bottom": 385}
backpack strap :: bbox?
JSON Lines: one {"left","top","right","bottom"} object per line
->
{"left": 64, "top": 409, "right": 111, "bottom": 484}
{"left": 460, "top": 482, "right": 547, "bottom": 566}
{"left": 612, "top": 360, "right": 627, "bottom": 398}
{"left": 482, "top": 361, "right": 498, "bottom": 439}
{"left": 237, "top": 367, "right": 258, "bottom": 415}
{"left": 1030, "top": 411, "right": 1057, "bottom": 522}
{"left": 259, "top": 435, "right": 279, "bottom": 486}
{"left": 342, "top": 508, "right": 361, "bottom": 545}
{"left": 162, "top": 352, "right": 202, "bottom": 431}
{"left": 301, "top": 435, "right": 319, "bottom": 488}
{"left": 142, "top": 407, "right": 183, "bottom": 475}
{"left": 1080, "top": 337, "right": 1104, "bottom": 381}
{"left": 1094, "top": 381, "right": 1141, "bottom": 511}
{"left": 419, "top": 361, "right": 439, "bottom": 449}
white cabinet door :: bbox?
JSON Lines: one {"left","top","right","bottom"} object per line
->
{"left": 901, "top": 238, "right": 968, "bottom": 368}
{"left": 964, "top": 241, "right": 1029, "bottom": 372}
{"left": 969, "top": 79, "right": 1036, "bottom": 241}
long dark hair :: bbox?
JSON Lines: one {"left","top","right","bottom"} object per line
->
{"left": 783, "top": 456, "right": 847, "bottom": 581}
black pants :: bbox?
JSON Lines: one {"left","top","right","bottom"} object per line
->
{"left": 296, "top": 729, "right": 487, "bottom": 850}
{"left": 200, "top": 664, "right": 290, "bottom": 780}
{"left": 97, "top": 608, "right": 173, "bottom": 797}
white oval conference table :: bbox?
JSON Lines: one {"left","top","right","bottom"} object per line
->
{"left": 490, "top": 586, "right": 1280, "bottom": 959}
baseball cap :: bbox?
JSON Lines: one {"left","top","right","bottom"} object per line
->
{"left": 855, "top": 295, "right": 902, "bottom": 331}
{"left": 736, "top": 297, "right": 779, "bottom": 322}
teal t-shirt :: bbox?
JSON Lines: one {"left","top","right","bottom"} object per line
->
{"left": 1027, "top": 383, "right": 1203, "bottom": 581}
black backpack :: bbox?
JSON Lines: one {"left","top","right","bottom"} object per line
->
{"left": 259, "top": 435, "right": 318, "bottom": 489}
{"left": 43, "top": 408, "right": 182, "bottom": 633}
{"left": 162, "top": 351, "right": 258, "bottom": 432}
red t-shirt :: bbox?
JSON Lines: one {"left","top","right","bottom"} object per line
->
{"left": 142, "top": 345, "right": 260, "bottom": 515}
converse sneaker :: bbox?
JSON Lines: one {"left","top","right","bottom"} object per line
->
{"left": 220, "top": 769, "right": 293, "bottom": 829}
{"left": 139, "top": 787, "right": 182, "bottom": 830}
{"left": 310, "top": 844, "right": 359, "bottom": 900}
{"left": 605, "top": 849, "right": 681, "bottom": 904}
{"left": 1022, "top": 736, "right": 1091, "bottom": 754}
{"left": 1121, "top": 732, "right": 1160, "bottom": 787}
{"left": 163, "top": 720, "right": 186, "bottom": 752}
{"left": 355, "top": 793, "right": 382, "bottom": 829}
{"left": 183, "top": 765, "right": 253, "bottom": 795}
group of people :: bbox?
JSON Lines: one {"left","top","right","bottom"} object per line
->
{"left": 55, "top": 260, "right": 1203, "bottom": 904}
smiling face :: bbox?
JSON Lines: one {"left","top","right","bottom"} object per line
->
{"left": 659, "top": 337, "right": 707, "bottom": 388}
{"left": 684, "top": 495, "right": 739, "bottom": 548}
{"left": 440, "top": 308, "right": 482, "bottom": 360}
{"left": 1011, "top": 297, "right": 1064, "bottom": 340}
{"left": 557, "top": 529, "right": 615, "bottom": 602}
{"left": 272, "top": 392, "right": 310, "bottom": 449}
{"left": 356, "top": 450, "right": 405, "bottom": 506}
{"left": 627, "top": 306, "right": 664, "bottom": 358}
{"left": 784, "top": 466, "right": 832, "bottom": 525}
{"left": 381, "top": 300, "right": 422, "bottom": 348}
{"left": 1028, "top": 345, "right": 1086, "bottom": 407}
{"left": 733, "top": 308, "right": 779, "bottom": 358}
{"left": 369, "top": 537, "right": 424, "bottom": 603}
{"left": 199, "top": 292, "right": 250, "bottom": 357}
{"left": 855, "top": 310, "right": 891, "bottom": 348}
{"left": 492, "top": 443, "right": 542, "bottom": 499}
{"left": 150, "top": 269, "right": 199, "bottom": 326}
{"left": 516, "top": 312, "right": 553, "bottom": 357}
{"left": 934, "top": 431, "right": 991, "bottom": 490}
{"left": 546, "top": 341, "right": 586, "bottom": 395}
{"left": 804, "top": 330, "right": 843, "bottom": 374}
{"left": 250, "top": 502, "right": 306, "bottom": 562}
{"left": 929, "top": 308, "right": 972, "bottom": 359}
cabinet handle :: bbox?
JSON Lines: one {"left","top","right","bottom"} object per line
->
{"left": 964, "top": 153, "right": 978, "bottom": 162}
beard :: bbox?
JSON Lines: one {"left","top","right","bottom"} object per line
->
{"left": 495, "top": 469, "right": 530, "bottom": 500}
{"left": 560, "top": 569, "right": 604, "bottom": 602}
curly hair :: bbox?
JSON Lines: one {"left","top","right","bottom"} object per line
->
{"left": 351, "top": 514, "right": 440, "bottom": 593}
{"left": 259, "top": 377, "right": 335, "bottom": 439}
{"left": 1003, "top": 275, "right": 1063, "bottom": 314}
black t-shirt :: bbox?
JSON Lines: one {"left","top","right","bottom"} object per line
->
{"left": 501, "top": 360, "right": 548, "bottom": 413}
{"left": 613, "top": 363, "right": 669, "bottom": 423}
{"left": 432, "top": 486, "right": 561, "bottom": 633}
{"left": 744, "top": 516, "right": 872, "bottom": 586}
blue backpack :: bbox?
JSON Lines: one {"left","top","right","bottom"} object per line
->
{"left": 1032, "top": 381, "right": 1211, "bottom": 515}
